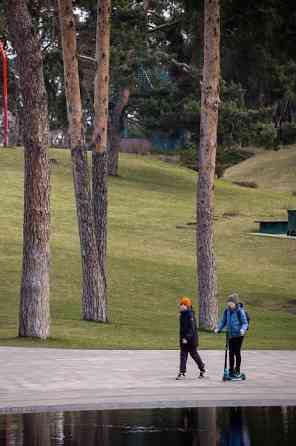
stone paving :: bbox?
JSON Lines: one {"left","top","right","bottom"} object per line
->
{"left": 0, "top": 347, "right": 296, "bottom": 413}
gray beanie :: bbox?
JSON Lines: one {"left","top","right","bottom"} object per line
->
{"left": 227, "top": 293, "right": 239, "bottom": 304}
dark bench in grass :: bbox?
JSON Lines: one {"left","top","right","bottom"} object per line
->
{"left": 255, "top": 210, "right": 296, "bottom": 236}
{"left": 255, "top": 220, "right": 288, "bottom": 235}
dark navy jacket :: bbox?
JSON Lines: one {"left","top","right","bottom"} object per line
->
{"left": 179, "top": 309, "right": 199, "bottom": 347}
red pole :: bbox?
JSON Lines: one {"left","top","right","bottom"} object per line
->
{"left": 0, "top": 41, "right": 8, "bottom": 147}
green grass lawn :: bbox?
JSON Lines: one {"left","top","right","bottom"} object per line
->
{"left": 0, "top": 147, "right": 295, "bottom": 349}
{"left": 225, "top": 145, "right": 296, "bottom": 193}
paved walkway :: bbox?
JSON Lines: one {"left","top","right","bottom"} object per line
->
{"left": 0, "top": 348, "right": 296, "bottom": 413}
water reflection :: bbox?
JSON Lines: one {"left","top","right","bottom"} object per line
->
{"left": 219, "top": 408, "right": 250, "bottom": 446}
{"left": 0, "top": 407, "right": 295, "bottom": 446}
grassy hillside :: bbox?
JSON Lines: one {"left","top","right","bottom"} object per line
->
{"left": 0, "top": 148, "right": 295, "bottom": 349}
{"left": 225, "top": 145, "right": 296, "bottom": 193}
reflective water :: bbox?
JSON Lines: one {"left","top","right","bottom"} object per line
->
{"left": 0, "top": 407, "right": 295, "bottom": 446}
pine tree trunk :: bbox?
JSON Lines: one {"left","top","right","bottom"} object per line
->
{"left": 94, "top": 0, "right": 111, "bottom": 154}
{"left": 92, "top": 151, "right": 108, "bottom": 321}
{"left": 8, "top": 0, "right": 50, "bottom": 339}
{"left": 91, "top": 0, "right": 112, "bottom": 322}
{"left": 58, "top": 0, "right": 105, "bottom": 321}
{"left": 108, "top": 121, "right": 120, "bottom": 176}
{"left": 108, "top": 88, "right": 130, "bottom": 176}
{"left": 197, "top": 0, "right": 220, "bottom": 330}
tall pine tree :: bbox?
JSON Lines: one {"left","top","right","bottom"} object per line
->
{"left": 8, "top": 0, "right": 51, "bottom": 338}
{"left": 197, "top": 0, "right": 220, "bottom": 330}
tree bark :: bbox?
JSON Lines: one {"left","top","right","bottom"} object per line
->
{"left": 108, "top": 87, "right": 130, "bottom": 176}
{"left": 58, "top": 0, "right": 105, "bottom": 321}
{"left": 8, "top": 0, "right": 50, "bottom": 339}
{"left": 92, "top": 151, "right": 108, "bottom": 321}
{"left": 91, "top": 0, "right": 112, "bottom": 322}
{"left": 94, "top": 0, "right": 111, "bottom": 154}
{"left": 197, "top": 0, "right": 220, "bottom": 330}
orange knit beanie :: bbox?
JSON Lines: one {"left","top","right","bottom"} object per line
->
{"left": 179, "top": 296, "right": 192, "bottom": 308}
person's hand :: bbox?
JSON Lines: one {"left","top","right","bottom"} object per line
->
{"left": 182, "top": 338, "right": 188, "bottom": 344}
{"left": 214, "top": 328, "right": 219, "bottom": 334}
{"left": 240, "top": 329, "right": 245, "bottom": 336}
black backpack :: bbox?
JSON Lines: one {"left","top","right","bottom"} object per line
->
{"left": 237, "top": 303, "right": 250, "bottom": 329}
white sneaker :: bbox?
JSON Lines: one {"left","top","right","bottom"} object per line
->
{"left": 199, "top": 368, "right": 207, "bottom": 378}
{"left": 176, "top": 373, "right": 186, "bottom": 380}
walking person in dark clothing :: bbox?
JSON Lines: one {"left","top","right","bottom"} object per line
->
{"left": 215, "top": 293, "right": 249, "bottom": 378}
{"left": 176, "top": 296, "right": 207, "bottom": 380}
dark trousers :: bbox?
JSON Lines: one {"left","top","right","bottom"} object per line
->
{"left": 229, "top": 336, "right": 244, "bottom": 372}
{"left": 180, "top": 344, "right": 204, "bottom": 373}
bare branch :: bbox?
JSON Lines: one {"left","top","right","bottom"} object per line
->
{"left": 78, "top": 53, "right": 96, "bottom": 64}
{"left": 148, "top": 20, "right": 180, "bottom": 33}
{"left": 171, "top": 58, "right": 192, "bottom": 74}
{"left": 152, "top": 49, "right": 195, "bottom": 77}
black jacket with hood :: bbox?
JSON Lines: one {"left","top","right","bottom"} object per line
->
{"left": 179, "top": 309, "right": 199, "bottom": 347}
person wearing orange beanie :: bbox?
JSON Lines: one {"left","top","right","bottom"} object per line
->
{"left": 176, "top": 296, "right": 207, "bottom": 380}
{"left": 179, "top": 297, "right": 192, "bottom": 308}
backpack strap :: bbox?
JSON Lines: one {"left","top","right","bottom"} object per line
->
{"left": 237, "top": 307, "right": 243, "bottom": 325}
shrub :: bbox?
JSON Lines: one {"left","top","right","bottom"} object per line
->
{"left": 179, "top": 145, "right": 254, "bottom": 178}
{"left": 253, "top": 123, "right": 279, "bottom": 149}
{"left": 279, "top": 123, "right": 296, "bottom": 145}
{"left": 179, "top": 146, "right": 197, "bottom": 171}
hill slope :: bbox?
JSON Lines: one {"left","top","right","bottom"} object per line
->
{"left": 225, "top": 145, "right": 296, "bottom": 193}
{"left": 0, "top": 148, "right": 295, "bottom": 349}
